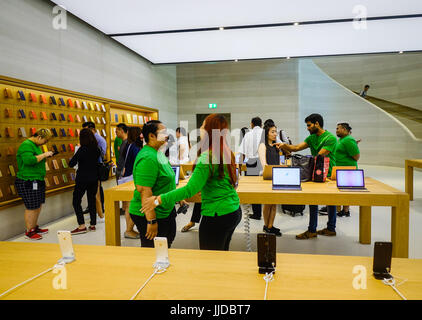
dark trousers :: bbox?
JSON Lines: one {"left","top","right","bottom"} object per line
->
{"left": 199, "top": 207, "right": 242, "bottom": 251}
{"left": 73, "top": 180, "right": 98, "bottom": 226}
{"left": 308, "top": 205, "right": 337, "bottom": 233}
{"left": 130, "top": 209, "right": 177, "bottom": 248}
{"left": 100, "top": 182, "right": 104, "bottom": 211}
{"left": 190, "top": 203, "right": 202, "bottom": 223}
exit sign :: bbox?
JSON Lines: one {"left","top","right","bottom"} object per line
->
{"left": 208, "top": 103, "right": 217, "bottom": 109}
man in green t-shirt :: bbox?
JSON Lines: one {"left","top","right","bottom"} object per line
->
{"left": 280, "top": 113, "right": 338, "bottom": 240}
{"left": 335, "top": 122, "right": 360, "bottom": 217}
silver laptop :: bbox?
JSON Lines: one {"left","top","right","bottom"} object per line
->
{"left": 336, "top": 169, "right": 368, "bottom": 192}
{"left": 272, "top": 167, "right": 302, "bottom": 190}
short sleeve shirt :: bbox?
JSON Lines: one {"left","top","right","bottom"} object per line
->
{"left": 304, "top": 130, "right": 337, "bottom": 176}
{"left": 129, "top": 145, "right": 176, "bottom": 219}
{"left": 335, "top": 135, "right": 360, "bottom": 167}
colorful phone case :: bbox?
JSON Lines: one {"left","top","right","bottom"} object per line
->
{"left": 62, "top": 174, "right": 68, "bottom": 183}
{"left": 89, "top": 116, "right": 94, "bottom": 122}
{"left": 101, "top": 105, "right": 106, "bottom": 112}
{"left": 4, "top": 108, "right": 12, "bottom": 118}
{"left": 59, "top": 98, "right": 65, "bottom": 106}
{"left": 30, "top": 110, "right": 37, "bottom": 119}
{"left": 67, "top": 99, "right": 74, "bottom": 108}
{"left": 68, "top": 128, "right": 74, "bottom": 137}
{"left": 53, "top": 176, "right": 60, "bottom": 185}
{"left": 40, "top": 111, "right": 48, "bottom": 120}
{"left": 51, "top": 113, "right": 57, "bottom": 120}
{"left": 8, "top": 165, "right": 15, "bottom": 176}
{"left": 82, "top": 102, "right": 88, "bottom": 110}
{"left": 44, "top": 177, "right": 50, "bottom": 187}
{"left": 18, "top": 109, "right": 26, "bottom": 118}
{"left": 83, "top": 116, "right": 88, "bottom": 122}
{"left": 5, "top": 127, "right": 14, "bottom": 138}
{"left": 75, "top": 129, "right": 80, "bottom": 137}
{"left": 52, "top": 144, "right": 59, "bottom": 153}
{"left": 89, "top": 102, "right": 94, "bottom": 111}
{"left": 60, "top": 113, "right": 65, "bottom": 121}
{"left": 60, "top": 128, "right": 66, "bottom": 137}
{"left": 61, "top": 159, "right": 68, "bottom": 168}
{"left": 40, "top": 94, "right": 47, "bottom": 104}
{"left": 10, "top": 185, "right": 17, "bottom": 195}
{"left": 102, "top": 129, "right": 106, "bottom": 137}
{"left": 45, "top": 161, "right": 50, "bottom": 171}
{"left": 69, "top": 144, "right": 75, "bottom": 152}
{"left": 114, "top": 114, "right": 118, "bottom": 122}
{"left": 50, "top": 96, "right": 57, "bottom": 105}
{"left": 4, "top": 88, "right": 12, "bottom": 98}
{"left": 70, "top": 173, "right": 75, "bottom": 181}
{"left": 102, "top": 117, "right": 106, "bottom": 124}
{"left": 52, "top": 160, "right": 59, "bottom": 170}
{"left": 18, "top": 90, "right": 26, "bottom": 101}
{"left": 30, "top": 128, "right": 37, "bottom": 136}
{"left": 61, "top": 144, "right": 67, "bottom": 152}
{"left": 41, "top": 145, "right": 48, "bottom": 153}
{"left": 29, "top": 93, "right": 37, "bottom": 102}
{"left": 18, "top": 127, "right": 27, "bottom": 137}
{"left": 50, "top": 128, "right": 58, "bottom": 137}
{"left": 68, "top": 114, "right": 74, "bottom": 122}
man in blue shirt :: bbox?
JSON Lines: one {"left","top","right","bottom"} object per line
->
{"left": 82, "top": 122, "right": 107, "bottom": 219}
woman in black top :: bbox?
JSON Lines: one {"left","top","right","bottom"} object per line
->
{"left": 258, "top": 124, "right": 282, "bottom": 236}
{"left": 69, "top": 128, "right": 101, "bottom": 235}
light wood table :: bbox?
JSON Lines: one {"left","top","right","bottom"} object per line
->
{"left": 105, "top": 176, "right": 409, "bottom": 258}
{"left": 405, "top": 159, "right": 422, "bottom": 201}
{"left": 1, "top": 242, "right": 421, "bottom": 300}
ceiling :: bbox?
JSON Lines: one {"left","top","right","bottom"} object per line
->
{"left": 51, "top": 0, "right": 422, "bottom": 64}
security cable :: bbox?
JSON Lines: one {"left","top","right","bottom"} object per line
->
{"left": 130, "top": 266, "right": 168, "bottom": 300}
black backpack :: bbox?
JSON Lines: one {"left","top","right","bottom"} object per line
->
{"left": 281, "top": 205, "right": 305, "bottom": 217}
{"left": 291, "top": 154, "right": 314, "bottom": 182}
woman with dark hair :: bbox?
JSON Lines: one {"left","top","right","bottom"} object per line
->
{"left": 142, "top": 114, "right": 241, "bottom": 251}
{"left": 129, "top": 120, "right": 178, "bottom": 247}
{"left": 176, "top": 127, "right": 191, "bottom": 164}
{"left": 120, "top": 126, "right": 143, "bottom": 239}
{"left": 258, "top": 124, "right": 282, "bottom": 236}
{"left": 69, "top": 128, "right": 101, "bottom": 235}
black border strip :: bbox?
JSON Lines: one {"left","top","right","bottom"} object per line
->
{"left": 108, "top": 14, "right": 422, "bottom": 37}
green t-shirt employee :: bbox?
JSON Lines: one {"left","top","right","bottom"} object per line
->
{"left": 141, "top": 114, "right": 242, "bottom": 251}
{"left": 129, "top": 120, "right": 177, "bottom": 248}
{"left": 279, "top": 113, "right": 338, "bottom": 240}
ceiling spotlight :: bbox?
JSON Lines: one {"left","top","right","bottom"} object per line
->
{"left": 399, "top": 51, "right": 404, "bottom": 54}
{"left": 219, "top": 27, "right": 224, "bottom": 30}
{"left": 234, "top": 59, "right": 238, "bottom": 62}
{"left": 293, "top": 22, "right": 299, "bottom": 26}
{"left": 286, "top": 57, "right": 291, "bottom": 59}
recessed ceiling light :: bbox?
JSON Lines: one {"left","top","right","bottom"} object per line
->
{"left": 286, "top": 56, "right": 291, "bottom": 59}
{"left": 234, "top": 59, "right": 238, "bottom": 62}
{"left": 219, "top": 27, "right": 224, "bottom": 30}
{"left": 399, "top": 51, "right": 404, "bottom": 54}
{"left": 293, "top": 22, "right": 299, "bottom": 26}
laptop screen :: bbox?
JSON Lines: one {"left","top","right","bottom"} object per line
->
{"left": 272, "top": 167, "right": 301, "bottom": 187}
{"left": 171, "top": 166, "right": 180, "bottom": 185}
{"left": 336, "top": 169, "right": 364, "bottom": 188}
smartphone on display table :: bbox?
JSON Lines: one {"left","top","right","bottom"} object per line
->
{"left": 153, "top": 237, "right": 170, "bottom": 269}
{"left": 57, "top": 230, "right": 75, "bottom": 264}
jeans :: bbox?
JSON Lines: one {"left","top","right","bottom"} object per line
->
{"left": 308, "top": 205, "right": 336, "bottom": 233}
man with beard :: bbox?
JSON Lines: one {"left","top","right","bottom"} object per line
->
{"left": 279, "top": 113, "right": 338, "bottom": 240}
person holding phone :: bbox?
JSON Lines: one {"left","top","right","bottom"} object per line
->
{"left": 128, "top": 120, "right": 180, "bottom": 248}
{"left": 142, "top": 114, "right": 241, "bottom": 251}
{"left": 15, "top": 128, "right": 54, "bottom": 241}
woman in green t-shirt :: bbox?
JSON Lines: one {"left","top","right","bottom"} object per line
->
{"left": 129, "top": 120, "right": 178, "bottom": 247}
{"left": 142, "top": 114, "right": 241, "bottom": 251}
{"left": 15, "top": 128, "right": 54, "bottom": 241}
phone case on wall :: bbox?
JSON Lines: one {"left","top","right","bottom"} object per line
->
{"left": 114, "top": 114, "right": 118, "bottom": 122}
{"left": 59, "top": 113, "right": 65, "bottom": 121}
{"left": 70, "top": 172, "right": 75, "bottom": 181}
{"left": 41, "top": 145, "right": 48, "bottom": 153}
{"left": 29, "top": 92, "right": 37, "bottom": 102}
{"left": 82, "top": 102, "right": 88, "bottom": 110}
{"left": 52, "top": 160, "right": 59, "bottom": 170}
{"left": 18, "top": 127, "right": 27, "bottom": 137}
{"left": 96, "top": 117, "right": 100, "bottom": 124}
{"left": 4, "top": 108, "right": 12, "bottom": 118}
{"left": 59, "top": 98, "right": 65, "bottom": 106}
{"left": 102, "top": 117, "right": 106, "bottom": 124}
{"left": 74, "top": 100, "right": 80, "bottom": 109}
{"left": 40, "top": 111, "right": 48, "bottom": 120}
{"left": 53, "top": 176, "right": 60, "bottom": 185}
{"left": 101, "top": 105, "right": 106, "bottom": 112}
{"left": 75, "top": 115, "right": 81, "bottom": 123}
{"left": 62, "top": 174, "right": 68, "bottom": 183}
{"left": 30, "top": 128, "right": 37, "bottom": 136}
{"left": 83, "top": 116, "right": 88, "bottom": 122}
{"left": 67, "top": 99, "right": 74, "bottom": 108}
{"left": 44, "top": 177, "right": 50, "bottom": 187}
{"left": 126, "top": 114, "right": 132, "bottom": 124}
{"left": 95, "top": 103, "right": 100, "bottom": 111}
{"left": 8, "top": 165, "right": 15, "bottom": 176}
{"left": 60, "top": 128, "right": 66, "bottom": 137}
{"left": 17, "top": 90, "right": 26, "bottom": 101}
{"left": 40, "top": 94, "right": 47, "bottom": 104}
{"left": 61, "top": 159, "right": 68, "bottom": 168}
{"left": 139, "top": 116, "right": 144, "bottom": 124}
{"left": 75, "top": 129, "right": 80, "bottom": 137}
{"left": 45, "top": 161, "right": 50, "bottom": 171}
{"left": 50, "top": 96, "right": 57, "bottom": 105}
{"left": 89, "top": 102, "right": 94, "bottom": 111}
{"left": 133, "top": 114, "right": 138, "bottom": 124}
{"left": 50, "top": 128, "right": 58, "bottom": 137}
{"left": 61, "top": 144, "right": 66, "bottom": 152}
{"left": 52, "top": 144, "right": 59, "bottom": 153}
{"left": 9, "top": 185, "right": 17, "bottom": 195}
{"left": 5, "top": 127, "right": 14, "bottom": 138}
{"left": 51, "top": 112, "right": 57, "bottom": 121}
{"left": 30, "top": 110, "right": 37, "bottom": 119}
{"left": 69, "top": 144, "right": 74, "bottom": 152}
{"left": 101, "top": 129, "right": 106, "bottom": 137}
{"left": 89, "top": 116, "right": 94, "bottom": 123}
{"left": 68, "top": 114, "right": 74, "bottom": 122}
{"left": 68, "top": 128, "right": 74, "bottom": 137}
{"left": 4, "top": 88, "right": 12, "bottom": 98}
{"left": 18, "top": 109, "right": 26, "bottom": 118}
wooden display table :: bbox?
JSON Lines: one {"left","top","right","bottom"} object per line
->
{"left": 0, "top": 242, "right": 421, "bottom": 300}
{"left": 405, "top": 159, "right": 422, "bottom": 201}
{"left": 104, "top": 176, "right": 409, "bottom": 258}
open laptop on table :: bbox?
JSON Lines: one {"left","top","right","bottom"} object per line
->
{"left": 336, "top": 169, "right": 368, "bottom": 192}
{"left": 272, "top": 167, "right": 302, "bottom": 191}
{"left": 171, "top": 166, "right": 180, "bottom": 186}
{"left": 263, "top": 164, "right": 288, "bottom": 180}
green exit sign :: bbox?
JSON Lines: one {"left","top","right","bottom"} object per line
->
{"left": 208, "top": 103, "right": 217, "bottom": 109}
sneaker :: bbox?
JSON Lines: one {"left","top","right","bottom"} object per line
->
{"left": 71, "top": 227, "right": 87, "bottom": 235}
{"left": 124, "top": 231, "right": 140, "bottom": 239}
{"left": 248, "top": 214, "right": 261, "bottom": 220}
{"left": 319, "top": 206, "right": 328, "bottom": 212}
{"left": 88, "top": 226, "right": 96, "bottom": 232}
{"left": 35, "top": 225, "right": 49, "bottom": 235}
{"left": 263, "top": 225, "right": 282, "bottom": 237}
{"left": 25, "top": 228, "right": 43, "bottom": 241}
{"left": 296, "top": 230, "right": 317, "bottom": 240}
{"left": 83, "top": 208, "right": 89, "bottom": 214}
{"left": 317, "top": 228, "right": 336, "bottom": 236}
{"left": 337, "top": 210, "right": 350, "bottom": 217}
{"left": 97, "top": 217, "right": 105, "bottom": 223}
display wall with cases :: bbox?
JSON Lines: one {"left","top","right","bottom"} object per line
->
{"left": 0, "top": 76, "right": 158, "bottom": 208}
{"left": 109, "top": 104, "right": 158, "bottom": 163}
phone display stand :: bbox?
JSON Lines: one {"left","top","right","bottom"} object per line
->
{"left": 153, "top": 261, "right": 170, "bottom": 269}
{"left": 58, "top": 256, "right": 75, "bottom": 264}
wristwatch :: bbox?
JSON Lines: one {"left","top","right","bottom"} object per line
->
{"left": 154, "top": 197, "right": 160, "bottom": 207}
{"left": 146, "top": 219, "right": 157, "bottom": 225}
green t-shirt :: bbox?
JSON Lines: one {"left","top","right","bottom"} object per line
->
{"left": 304, "top": 130, "right": 337, "bottom": 177}
{"left": 335, "top": 135, "right": 360, "bottom": 168}
{"left": 16, "top": 139, "right": 46, "bottom": 181}
{"left": 161, "top": 151, "right": 240, "bottom": 217}
{"left": 129, "top": 145, "right": 176, "bottom": 219}
{"left": 114, "top": 137, "right": 123, "bottom": 162}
